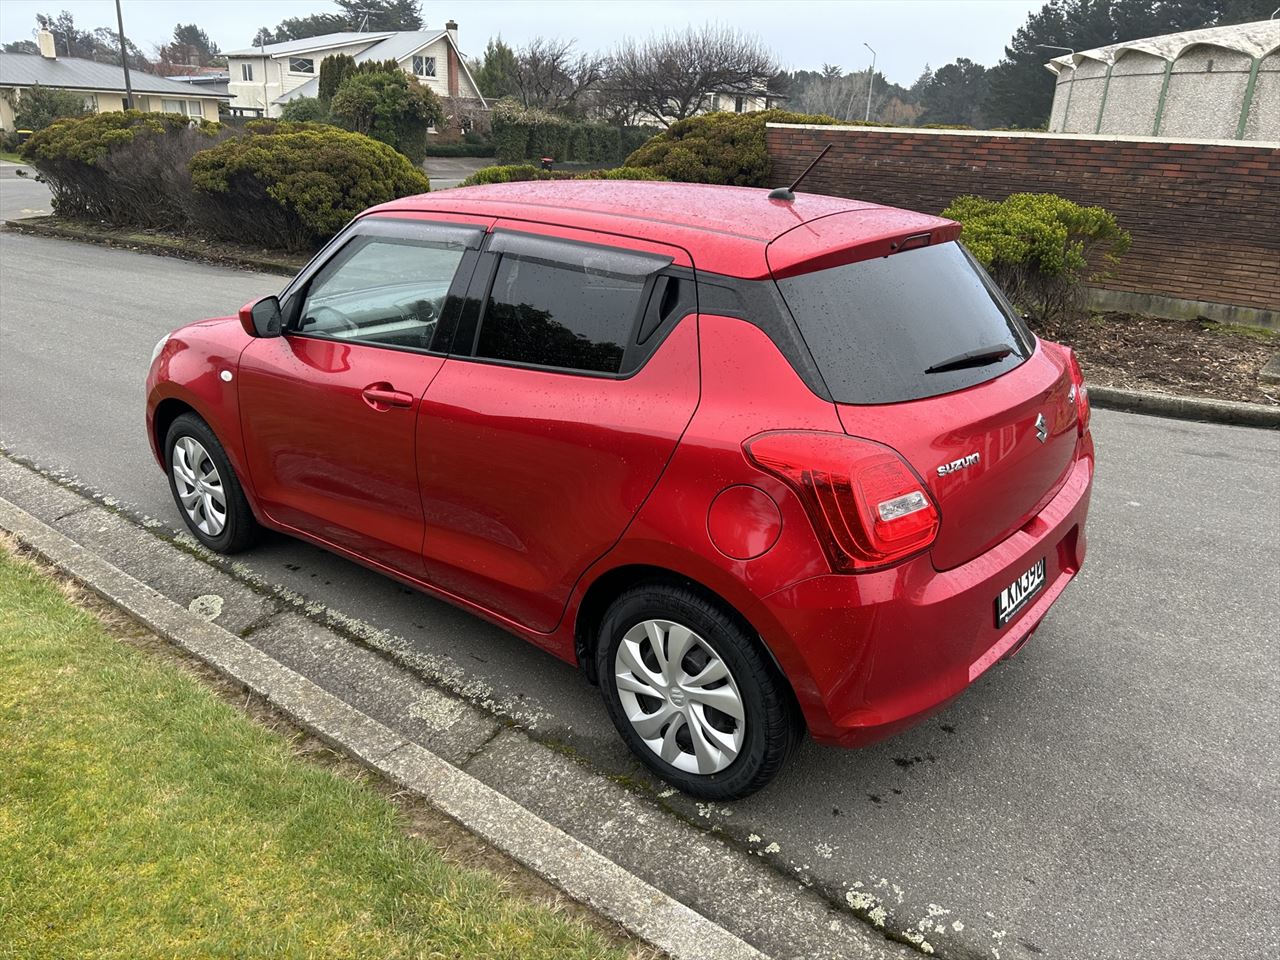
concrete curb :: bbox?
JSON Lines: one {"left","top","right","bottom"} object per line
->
{"left": 1089, "top": 385, "right": 1280, "bottom": 429}
{"left": 3, "top": 217, "right": 302, "bottom": 277}
{"left": 0, "top": 494, "right": 767, "bottom": 960}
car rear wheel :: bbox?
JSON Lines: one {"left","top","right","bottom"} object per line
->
{"left": 596, "top": 583, "right": 801, "bottom": 800}
{"left": 165, "top": 413, "right": 259, "bottom": 554}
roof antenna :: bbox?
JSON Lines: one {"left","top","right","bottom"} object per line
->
{"left": 768, "top": 143, "right": 833, "bottom": 201}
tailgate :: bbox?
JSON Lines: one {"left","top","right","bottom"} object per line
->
{"left": 836, "top": 343, "right": 1079, "bottom": 569}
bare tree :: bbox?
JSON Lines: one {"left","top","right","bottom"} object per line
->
{"left": 513, "top": 37, "right": 606, "bottom": 114}
{"left": 607, "top": 24, "right": 779, "bottom": 126}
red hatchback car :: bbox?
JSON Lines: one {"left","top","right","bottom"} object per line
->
{"left": 146, "top": 181, "right": 1093, "bottom": 799}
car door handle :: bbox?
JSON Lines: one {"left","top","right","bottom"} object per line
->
{"left": 361, "top": 382, "right": 414, "bottom": 410}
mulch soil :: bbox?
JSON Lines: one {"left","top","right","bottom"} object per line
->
{"left": 1035, "top": 312, "right": 1279, "bottom": 406}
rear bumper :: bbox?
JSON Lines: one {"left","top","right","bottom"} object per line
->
{"left": 763, "top": 438, "right": 1093, "bottom": 747}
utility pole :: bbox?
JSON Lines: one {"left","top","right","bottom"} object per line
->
{"left": 863, "top": 43, "right": 876, "bottom": 122}
{"left": 114, "top": 0, "right": 134, "bottom": 109}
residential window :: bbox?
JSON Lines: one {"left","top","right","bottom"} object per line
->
{"left": 412, "top": 55, "right": 436, "bottom": 77}
{"left": 735, "top": 95, "right": 745, "bottom": 113}
{"left": 160, "top": 99, "right": 204, "bottom": 118}
{"left": 289, "top": 57, "right": 314, "bottom": 74}
{"left": 475, "top": 236, "right": 667, "bottom": 375}
{"left": 241, "top": 63, "right": 253, "bottom": 81}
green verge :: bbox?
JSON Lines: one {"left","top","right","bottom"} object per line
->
{"left": 0, "top": 548, "right": 627, "bottom": 960}
{"left": 0, "top": 151, "right": 24, "bottom": 164}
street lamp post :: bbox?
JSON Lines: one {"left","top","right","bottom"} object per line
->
{"left": 863, "top": 43, "right": 876, "bottom": 122}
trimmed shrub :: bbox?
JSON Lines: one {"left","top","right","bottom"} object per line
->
{"left": 189, "top": 125, "right": 431, "bottom": 251}
{"left": 943, "top": 193, "right": 1131, "bottom": 322}
{"left": 623, "top": 109, "right": 873, "bottom": 187}
{"left": 490, "top": 100, "right": 655, "bottom": 165}
{"left": 423, "top": 141, "right": 496, "bottom": 157}
{"left": 457, "top": 164, "right": 665, "bottom": 188}
{"left": 21, "top": 110, "right": 226, "bottom": 226}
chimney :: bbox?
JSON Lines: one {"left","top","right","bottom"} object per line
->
{"left": 445, "top": 20, "right": 458, "bottom": 43}
{"left": 37, "top": 28, "right": 57, "bottom": 59}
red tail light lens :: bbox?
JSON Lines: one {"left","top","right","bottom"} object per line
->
{"left": 1066, "top": 350, "right": 1090, "bottom": 435}
{"left": 743, "top": 431, "right": 940, "bottom": 573}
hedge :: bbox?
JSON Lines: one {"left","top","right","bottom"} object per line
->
{"left": 21, "top": 110, "right": 226, "bottom": 227}
{"left": 623, "top": 109, "right": 880, "bottom": 187}
{"left": 424, "top": 141, "right": 497, "bottom": 157}
{"left": 491, "top": 101, "right": 654, "bottom": 165}
{"left": 22, "top": 112, "right": 431, "bottom": 253}
{"left": 457, "top": 164, "right": 666, "bottom": 188}
{"left": 943, "top": 193, "right": 1131, "bottom": 322}
{"left": 190, "top": 124, "right": 431, "bottom": 251}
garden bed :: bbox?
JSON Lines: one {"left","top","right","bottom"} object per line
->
{"left": 1036, "top": 312, "right": 1279, "bottom": 406}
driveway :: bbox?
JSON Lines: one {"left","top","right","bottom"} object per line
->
{"left": 2, "top": 231, "right": 1277, "bottom": 960}
{"left": 0, "top": 161, "right": 52, "bottom": 221}
{"left": 424, "top": 155, "right": 491, "bottom": 189}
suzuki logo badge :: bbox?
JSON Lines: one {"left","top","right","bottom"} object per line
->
{"left": 1035, "top": 413, "right": 1048, "bottom": 443}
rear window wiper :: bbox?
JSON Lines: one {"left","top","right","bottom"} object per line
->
{"left": 925, "top": 343, "right": 1015, "bottom": 375}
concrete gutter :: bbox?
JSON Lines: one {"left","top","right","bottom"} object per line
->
{"left": 1089, "top": 385, "right": 1280, "bottom": 429}
{"left": 0, "top": 493, "right": 766, "bottom": 960}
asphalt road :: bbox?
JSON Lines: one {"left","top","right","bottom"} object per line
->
{"left": 0, "top": 162, "right": 52, "bottom": 221}
{"left": 2, "top": 228, "right": 1278, "bottom": 960}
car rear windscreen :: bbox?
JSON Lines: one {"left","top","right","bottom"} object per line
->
{"left": 774, "top": 242, "right": 1034, "bottom": 405}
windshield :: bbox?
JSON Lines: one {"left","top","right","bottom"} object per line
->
{"left": 775, "top": 242, "right": 1034, "bottom": 405}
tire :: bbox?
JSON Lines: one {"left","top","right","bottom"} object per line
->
{"left": 164, "top": 412, "right": 259, "bottom": 554}
{"left": 596, "top": 583, "right": 801, "bottom": 800}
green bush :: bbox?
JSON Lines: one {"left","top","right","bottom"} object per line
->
{"left": 279, "top": 96, "right": 330, "bottom": 123}
{"left": 622, "top": 109, "right": 866, "bottom": 187}
{"left": 457, "top": 164, "right": 666, "bottom": 188}
{"left": 12, "top": 85, "right": 91, "bottom": 131}
{"left": 423, "top": 141, "right": 496, "bottom": 157}
{"left": 318, "top": 53, "right": 357, "bottom": 107}
{"left": 190, "top": 125, "right": 431, "bottom": 251}
{"left": 329, "top": 68, "right": 442, "bottom": 165}
{"left": 943, "top": 193, "right": 1132, "bottom": 322}
{"left": 490, "top": 101, "right": 655, "bottom": 165}
{"left": 21, "top": 110, "right": 225, "bottom": 226}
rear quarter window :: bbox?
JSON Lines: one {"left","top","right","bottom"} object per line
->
{"left": 775, "top": 242, "right": 1034, "bottom": 405}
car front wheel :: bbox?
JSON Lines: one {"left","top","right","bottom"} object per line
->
{"left": 596, "top": 583, "right": 801, "bottom": 800}
{"left": 164, "top": 412, "right": 259, "bottom": 554}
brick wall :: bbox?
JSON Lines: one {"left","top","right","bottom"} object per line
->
{"left": 766, "top": 124, "right": 1279, "bottom": 316}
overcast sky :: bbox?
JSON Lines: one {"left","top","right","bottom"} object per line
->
{"left": 0, "top": 0, "right": 1042, "bottom": 85}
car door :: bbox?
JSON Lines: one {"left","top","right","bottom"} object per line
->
{"left": 417, "top": 222, "right": 701, "bottom": 633}
{"left": 237, "top": 215, "right": 490, "bottom": 575}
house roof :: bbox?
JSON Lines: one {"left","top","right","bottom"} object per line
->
{"left": 223, "top": 32, "right": 394, "bottom": 58}
{"left": 0, "top": 52, "right": 228, "bottom": 98}
{"left": 1045, "top": 18, "right": 1280, "bottom": 74}
{"left": 274, "top": 30, "right": 487, "bottom": 107}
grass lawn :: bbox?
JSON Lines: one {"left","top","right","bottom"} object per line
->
{"left": 0, "top": 543, "right": 636, "bottom": 960}
{"left": 0, "top": 150, "right": 24, "bottom": 164}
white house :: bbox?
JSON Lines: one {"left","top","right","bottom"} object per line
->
{"left": 224, "top": 22, "right": 486, "bottom": 119}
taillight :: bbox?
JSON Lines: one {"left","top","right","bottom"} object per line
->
{"left": 1066, "top": 350, "right": 1090, "bottom": 435}
{"left": 743, "top": 431, "right": 940, "bottom": 573}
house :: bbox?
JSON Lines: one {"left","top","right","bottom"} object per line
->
{"left": 0, "top": 30, "right": 228, "bottom": 131}
{"left": 224, "top": 22, "right": 486, "bottom": 119}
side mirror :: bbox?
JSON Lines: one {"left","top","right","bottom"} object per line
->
{"left": 238, "top": 295, "right": 282, "bottom": 338}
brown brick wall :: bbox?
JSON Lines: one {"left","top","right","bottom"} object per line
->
{"left": 765, "top": 125, "right": 1280, "bottom": 313}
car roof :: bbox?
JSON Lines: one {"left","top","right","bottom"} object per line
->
{"left": 368, "top": 181, "right": 957, "bottom": 280}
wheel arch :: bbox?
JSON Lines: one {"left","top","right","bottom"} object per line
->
{"left": 573, "top": 563, "right": 800, "bottom": 722}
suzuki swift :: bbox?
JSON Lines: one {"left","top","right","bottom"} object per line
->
{"left": 146, "top": 180, "right": 1094, "bottom": 799}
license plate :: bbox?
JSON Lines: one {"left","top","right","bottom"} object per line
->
{"left": 995, "top": 557, "right": 1046, "bottom": 628}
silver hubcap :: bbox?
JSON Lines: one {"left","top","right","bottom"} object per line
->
{"left": 614, "top": 619, "right": 746, "bottom": 775}
{"left": 171, "top": 436, "right": 226, "bottom": 537}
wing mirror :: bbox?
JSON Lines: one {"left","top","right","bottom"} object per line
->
{"left": 238, "top": 295, "right": 282, "bottom": 338}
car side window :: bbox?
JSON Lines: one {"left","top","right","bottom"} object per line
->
{"left": 474, "top": 234, "right": 669, "bottom": 375}
{"left": 298, "top": 236, "right": 468, "bottom": 351}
